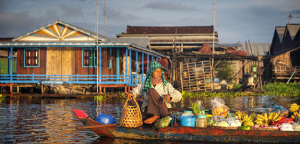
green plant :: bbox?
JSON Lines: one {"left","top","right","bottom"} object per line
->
{"left": 233, "top": 84, "right": 243, "bottom": 89}
{"left": 215, "top": 61, "right": 234, "bottom": 81}
{"left": 94, "top": 95, "right": 104, "bottom": 101}
{"left": 191, "top": 101, "right": 202, "bottom": 114}
{"left": 263, "top": 83, "right": 300, "bottom": 97}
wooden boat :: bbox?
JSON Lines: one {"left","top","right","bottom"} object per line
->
{"left": 73, "top": 109, "right": 300, "bottom": 143}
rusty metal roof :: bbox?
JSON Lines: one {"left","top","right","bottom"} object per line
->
{"left": 125, "top": 25, "right": 214, "bottom": 34}
{"left": 240, "top": 43, "right": 270, "bottom": 56}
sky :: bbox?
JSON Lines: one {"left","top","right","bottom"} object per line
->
{"left": 0, "top": 0, "right": 300, "bottom": 44}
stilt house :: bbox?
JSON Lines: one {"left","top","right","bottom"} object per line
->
{"left": 0, "top": 21, "right": 168, "bottom": 94}
{"left": 269, "top": 24, "right": 300, "bottom": 81}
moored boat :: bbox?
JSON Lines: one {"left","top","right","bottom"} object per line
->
{"left": 73, "top": 109, "right": 300, "bottom": 143}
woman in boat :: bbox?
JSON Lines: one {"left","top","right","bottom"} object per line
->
{"left": 127, "top": 60, "right": 182, "bottom": 124}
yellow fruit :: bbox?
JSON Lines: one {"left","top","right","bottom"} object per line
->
{"left": 275, "top": 115, "right": 282, "bottom": 121}
{"left": 273, "top": 113, "right": 278, "bottom": 121}
{"left": 264, "top": 113, "right": 268, "bottom": 120}
{"left": 291, "top": 111, "right": 300, "bottom": 120}
{"left": 243, "top": 121, "right": 254, "bottom": 127}
{"left": 289, "top": 103, "right": 300, "bottom": 113}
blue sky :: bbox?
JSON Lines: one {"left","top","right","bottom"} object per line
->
{"left": 0, "top": 0, "right": 299, "bottom": 43}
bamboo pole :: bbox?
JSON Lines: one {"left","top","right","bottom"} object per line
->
{"left": 180, "top": 62, "right": 183, "bottom": 91}
{"left": 212, "top": 0, "right": 216, "bottom": 91}
{"left": 195, "top": 63, "right": 199, "bottom": 92}
{"left": 187, "top": 63, "right": 191, "bottom": 91}
{"left": 96, "top": 0, "right": 99, "bottom": 93}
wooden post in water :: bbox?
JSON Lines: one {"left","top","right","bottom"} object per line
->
{"left": 180, "top": 62, "right": 183, "bottom": 91}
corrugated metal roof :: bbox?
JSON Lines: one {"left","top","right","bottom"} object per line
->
{"left": 109, "top": 37, "right": 150, "bottom": 48}
{"left": 125, "top": 25, "right": 214, "bottom": 34}
{"left": 0, "top": 42, "right": 168, "bottom": 58}
{"left": 239, "top": 43, "right": 270, "bottom": 56}
{"left": 211, "top": 43, "right": 242, "bottom": 49}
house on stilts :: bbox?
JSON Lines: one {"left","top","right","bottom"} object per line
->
{"left": 117, "top": 25, "right": 263, "bottom": 92}
{"left": 267, "top": 24, "right": 300, "bottom": 82}
{"left": 0, "top": 21, "right": 169, "bottom": 94}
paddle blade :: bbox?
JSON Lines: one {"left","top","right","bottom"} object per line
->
{"left": 73, "top": 109, "right": 88, "bottom": 119}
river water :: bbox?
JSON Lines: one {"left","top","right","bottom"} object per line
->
{"left": 0, "top": 95, "right": 299, "bottom": 143}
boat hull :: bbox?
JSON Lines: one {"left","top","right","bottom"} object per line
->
{"left": 74, "top": 109, "right": 300, "bottom": 143}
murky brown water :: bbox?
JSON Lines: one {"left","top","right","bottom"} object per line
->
{"left": 0, "top": 95, "right": 299, "bottom": 143}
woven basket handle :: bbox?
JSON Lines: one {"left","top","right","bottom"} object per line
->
{"left": 124, "top": 97, "right": 140, "bottom": 109}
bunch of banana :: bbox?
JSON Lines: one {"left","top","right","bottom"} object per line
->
{"left": 234, "top": 111, "right": 245, "bottom": 120}
{"left": 255, "top": 112, "right": 282, "bottom": 126}
{"left": 249, "top": 112, "right": 257, "bottom": 121}
{"left": 255, "top": 113, "right": 269, "bottom": 126}
{"left": 291, "top": 111, "right": 300, "bottom": 119}
{"left": 241, "top": 114, "right": 252, "bottom": 123}
{"left": 268, "top": 112, "right": 282, "bottom": 122}
{"left": 289, "top": 103, "right": 300, "bottom": 113}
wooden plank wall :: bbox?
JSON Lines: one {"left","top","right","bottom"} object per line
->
{"left": 46, "top": 47, "right": 75, "bottom": 81}
{"left": 75, "top": 47, "right": 117, "bottom": 81}
{"left": 75, "top": 47, "right": 96, "bottom": 75}
{"left": 46, "top": 47, "right": 75, "bottom": 75}
{"left": 17, "top": 48, "right": 46, "bottom": 74}
{"left": 101, "top": 48, "right": 115, "bottom": 75}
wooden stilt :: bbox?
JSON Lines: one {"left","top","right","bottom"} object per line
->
{"left": 10, "top": 83, "right": 13, "bottom": 93}
{"left": 30, "top": 87, "right": 33, "bottom": 94}
{"left": 41, "top": 84, "right": 44, "bottom": 96}
{"left": 99, "top": 84, "right": 102, "bottom": 93}
{"left": 17, "top": 86, "right": 20, "bottom": 93}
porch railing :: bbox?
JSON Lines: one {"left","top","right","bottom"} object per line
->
{"left": 0, "top": 74, "right": 146, "bottom": 86}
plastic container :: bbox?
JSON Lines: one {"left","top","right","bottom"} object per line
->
{"left": 181, "top": 110, "right": 194, "bottom": 116}
{"left": 213, "top": 78, "right": 220, "bottom": 84}
{"left": 96, "top": 114, "right": 115, "bottom": 124}
{"left": 180, "top": 116, "right": 196, "bottom": 127}
{"left": 252, "top": 66, "right": 257, "bottom": 72}
{"left": 196, "top": 115, "right": 207, "bottom": 128}
{"left": 205, "top": 78, "right": 211, "bottom": 83}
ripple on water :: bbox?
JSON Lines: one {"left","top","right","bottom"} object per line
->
{"left": 0, "top": 96, "right": 299, "bottom": 143}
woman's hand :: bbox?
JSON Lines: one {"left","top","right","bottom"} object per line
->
{"left": 163, "top": 94, "right": 171, "bottom": 103}
{"left": 126, "top": 92, "right": 134, "bottom": 100}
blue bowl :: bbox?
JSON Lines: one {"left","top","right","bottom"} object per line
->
{"left": 96, "top": 114, "right": 114, "bottom": 124}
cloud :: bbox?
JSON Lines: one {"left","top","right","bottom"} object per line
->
{"left": 0, "top": 12, "right": 54, "bottom": 37}
{"left": 0, "top": 0, "right": 4, "bottom": 10}
{"left": 144, "top": 2, "right": 197, "bottom": 11}
{"left": 105, "top": 7, "right": 139, "bottom": 21}
{"left": 60, "top": 5, "right": 84, "bottom": 17}
{"left": 291, "top": 10, "right": 300, "bottom": 15}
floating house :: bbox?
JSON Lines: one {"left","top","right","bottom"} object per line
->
{"left": 268, "top": 24, "right": 300, "bottom": 81}
{"left": 117, "top": 25, "right": 261, "bottom": 91}
{"left": 0, "top": 21, "right": 168, "bottom": 94}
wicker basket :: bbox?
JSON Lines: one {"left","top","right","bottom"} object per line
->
{"left": 119, "top": 98, "right": 143, "bottom": 128}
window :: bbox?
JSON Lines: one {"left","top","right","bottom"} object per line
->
{"left": 108, "top": 48, "right": 112, "bottom": 68}
{"left": 83, "top": 48, "right": 97, "bottom": 67}
{"left": 24, "top": 49, "right": 39, "bottom": 67}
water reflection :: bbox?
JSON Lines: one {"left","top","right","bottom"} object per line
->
{"left": 0, "top": 95, "right": 299, "bottom": 143}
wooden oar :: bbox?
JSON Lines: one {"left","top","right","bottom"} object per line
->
{"left": 77, "top": 124, "right": 117, "bottom": 129}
